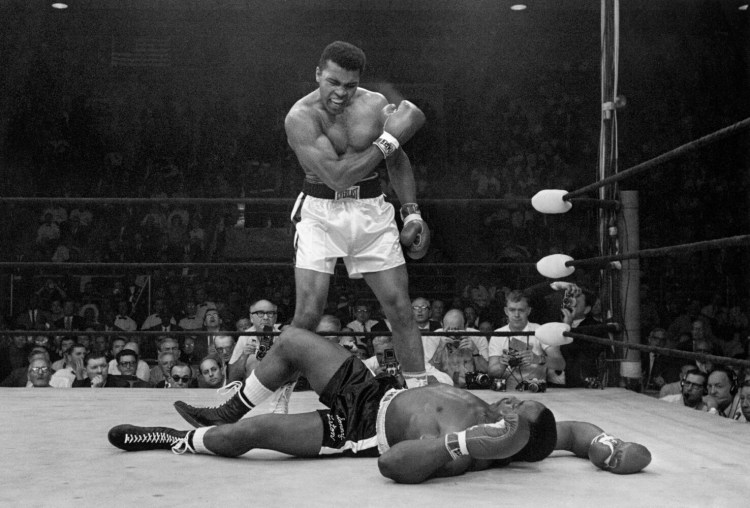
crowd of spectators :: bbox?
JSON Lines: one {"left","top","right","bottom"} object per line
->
{"left": 1, "top": 271, "right": 749, "bottom": 425}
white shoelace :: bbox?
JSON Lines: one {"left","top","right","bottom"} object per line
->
{"left": 217, "top": 380, "right": 243, "bottom": 397}
{"left": 272, "top": 383, "right": 294, "bottom": 414}
{"left": 171, "top": 436, "right": 195, "bottom": 455}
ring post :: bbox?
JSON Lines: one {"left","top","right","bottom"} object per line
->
{"left": 618, "top": 190, "right": 641, "bottom": 389}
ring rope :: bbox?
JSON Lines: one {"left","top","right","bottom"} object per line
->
{"left": 0, "top": 196, "right": 620, "bottom": 209}
{"left": 567, "top": 330, "right": 750, "bottom": 370}
{"left": 565, "top": 234, "right": 750, "bottom": 269}
{"left": 564, "top": 115, "right": 750, "bottom": 200}
{"left": 0, "top": 261, "right": 539, "bottom": 270}
{"left": 6, "top": 324, "right": 618, "bottom": 339}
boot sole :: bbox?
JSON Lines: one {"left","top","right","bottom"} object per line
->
{"left": 173, "top": 401, "right": 208, "bottom": 428}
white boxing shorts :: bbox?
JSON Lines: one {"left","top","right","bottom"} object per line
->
{"left": 291, "top": 193, "right": 405, "bottom": 279}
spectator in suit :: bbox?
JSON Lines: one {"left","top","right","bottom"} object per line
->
{"left": 54, "top": 300, "right": 86, "bottom": 331}
{"left": 178, "top": 301, "right": 202, "bottom": 331}
{"left": 197, "top": 355, "right": 226, "bottom": 389}
{"left": 642, "top": 328, "right": 681, "bottom": 392}
{"left": 560, "top": 287, "right": 608, "bottom": 388}
{"left": 73, "top": 353, "right": 111, "bottom": 388}
{"left": 149, "top": 350, "right": 177, "bottom": 387}
{"left": 108, "top": 341, "right": 151, "bottom": 382}
{"left": 1, "top": 347, "right": 51, "bottom": 387}
{"left": 14, "top": 294, "right": 50, "bottom": 331}
{"left": 155, "top": 363, "right": 197, "bottom": 388}
{"left": 107, "top": 349, "right": 152, "bottom": 388}
{"left": 411, "top": 297, "right": 441, "bottom": 332}
{"left": 143, "top": 309, "right": 182, "bottom": 360}
{"left": 113, "top": 300, "right": 137, "bottom": 332}
{"left": 346, "top": 301, "right": 380, "bottom": 351}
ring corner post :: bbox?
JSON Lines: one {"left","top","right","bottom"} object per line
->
{"left": 618, "top": 190, "right": 641, "bottom": 391}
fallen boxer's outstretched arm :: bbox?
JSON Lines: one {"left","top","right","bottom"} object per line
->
{"left": 555, "top": 421, "right": 652, "bottom": 474}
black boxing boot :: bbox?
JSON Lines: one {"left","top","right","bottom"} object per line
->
{"left": 174, "top": 382, "right": 254, "bottom": 427}
{"left": 108, "top": 425, "right": 195, "bottom": 454}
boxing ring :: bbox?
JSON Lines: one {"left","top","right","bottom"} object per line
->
{"left": 1, "top": 387, "right": 747, "bottom": 507}
{"left": 3, "top": 1, "right": 750, "bottom": 506}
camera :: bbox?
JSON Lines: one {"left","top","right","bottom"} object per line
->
{"left": 584, "top": 377, "right": 602, "bottom": 389}
{"left": 491, "top": 377, "right": 507, "bottom": 392}
{"left": 256, "top": 326, "right": 274, "bottom": 360}
{"left": 465, "top": 371, "right": 492, "bottom": 389}
{"left": 561, "top": 286, "right": 577, "bottom": 314}
{"left": 382, "top": 348, "right": 400, "bottom": 377}
{"left": 516, "top": 378, "right": 547, "bottom": 393}
{"left": 507, "top": 350, "right": 523, "bottom": 368}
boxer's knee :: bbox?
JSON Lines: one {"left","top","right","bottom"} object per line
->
{"left": 291, "top": 308, "right": 321, "bottom": 330}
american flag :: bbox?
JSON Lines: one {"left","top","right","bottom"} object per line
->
{"left": 111, "top": 36, "right": 171, "bottom": 68}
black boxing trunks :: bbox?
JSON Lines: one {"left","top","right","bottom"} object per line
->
{"left": 317, "top": 356, "right": 402, "bottom": 457}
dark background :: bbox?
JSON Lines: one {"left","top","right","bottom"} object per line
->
{"left": 0, "top": 0, "right": 748, "bottom": 309}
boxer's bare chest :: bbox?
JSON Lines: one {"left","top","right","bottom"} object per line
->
{"left": 319, "top": 106, "right": 380, "bottom": 156}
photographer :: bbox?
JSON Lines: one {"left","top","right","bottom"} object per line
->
{"left": 227, "top": 299, "right": 281, "bottom": 382}
{"left": 365, "top": 336, "right": 452, "bottom": 386}
{"left": 488, "top": 290, "right": 565, "bottom": 392}
{"left": 427, "top": 309, "right": 489, "bottom": 387}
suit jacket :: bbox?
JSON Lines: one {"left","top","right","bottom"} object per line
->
{"left": 107, "top": 375, "right": 153, "bottom": 388}
{"left": 72, "top": 377, "right": 114, "bottom": 388}
{"left": 54, "top": 315, "right": 86, "bottom": 331}
{"left": 143, "top": 324, "right": 184, "bottom": 359}
{"left": 15, "top": 309, "right": 51, "bottom": 330}
{"left": 560, "top": 315, "right": 608, "bottom": 387}
{"left": 1, "top": 367, "right": 31, "bottom": 387}
{"left": 641, "top": 351, "right": 682, "bottom": 388}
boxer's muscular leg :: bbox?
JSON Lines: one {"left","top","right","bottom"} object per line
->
{"left": 204, "top": 412, "right": 324, "bottom": 458}
{"left": 291, "top": 267, "right": 330, "bottom": 330}
{"left": 255, "top": 326, "right": 352, "bottom": 395}
{"left": 363, "top": 265, "right": 425, "bottom": 374}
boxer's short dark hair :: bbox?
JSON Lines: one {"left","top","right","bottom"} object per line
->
{"left": 319, "top": 41, "right": 366, "bottom": 74}
{"left": 512, "top": 407, "right": 557, "bottom": 462}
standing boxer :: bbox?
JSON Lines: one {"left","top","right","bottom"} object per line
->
{"left": 174, "top": 41, "right": 430, "bottom": 426}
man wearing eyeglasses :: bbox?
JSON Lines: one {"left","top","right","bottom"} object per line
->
{"left": 26, "top": 357, "right": 53, "bottom": 388}
{"left": 108, "top": 349, "right": 152, "bottom": 388}
{"left": 660, "top": 369, "right": 709, "bottom": 410}
{"left": 346, "top": 301, "right": 380, "bottom": 337}
{"left": 411, "top": 297, "right": 440, "bottom": 332}
{"left": 155, "top": 363, "right": 196, "bottom": 388}
{"left": 227, "top": 300, "right": 280, "bottom": 382}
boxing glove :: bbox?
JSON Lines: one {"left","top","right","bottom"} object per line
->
{"left": 373, "top": 101, "right": 426, "bottom": 158}
{"left": 444, "top": 412, "right": 528, "bottom": 460}
{"left": 399, "top": 203, "right": 431, "bottom": 260}
{"left": 588, "top": 432, "right": 652, "bottom": 474}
